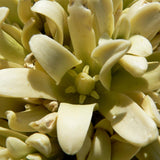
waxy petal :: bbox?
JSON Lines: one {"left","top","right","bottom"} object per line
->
{"left": 113, "top": 13, "right": 131, "bottom": 39}
{"left": 119, "top": 55, "right": 148, "bottom": 77}
{"left": 29, "top": 34, "right": 81, "bottom": 84}
{"left": 0, "top": 68, "right": 57, "bottom": 99}
{"left": 57, "top": 103, "right": 97, "bottom": 155}
{"left": 112, "top": 62, "right": 160, "bottom": 92}
{"left": 0, "top": 147, "right": 13, "bottom": 160}
{"left": 31, "top": 0, "right": 67, "bottom": 44}
{"left": 22, "top": 18, "right": 40, "bottom": 51}
{"left": 0, "top": 7, "right": 9, "bottom": 25}
{"left": 88, "top": 0, "right": 114, "bottom": 39}
{"left": 87, "top": 129, "right": 111, "bottom": 160}
{"left": 6, "top": 104, "right": 49, "bottom": 132}
{"left": 6, "top": 137, "right": 35, "bottom": 159}
{"left": 128, "top": 35, "right": 153, "bottom": 57}
{"left": 92, "top": 39, "right": 131, "bottom": 66}
{"left": 0, "top": 127, "right": 28, "bottom": 141}
{"left": 76, "top": 136, "right": 91, "bottom": 160}
{"left": 112, "top": 0, "right": 123, "bottom": 22}
{"left": 106, "top": 93, "right": 158, "bottom": 146}
{"left": 25, "top": 133, "right": 52, "bottom": 158}
{"left": 68, "top": 0, "right": 96, "bottom": 67}
{"left": 142, "top": 95, "right": 160, "bottom": 127}
{"left": 2, "top": 23, "right": 22, "bottom": 44}
{"left": 98, "top": 40, "right": 131, "bottom": 90}
{"left": 128, "top": 2, "right": 160, "bottom": 40}
{"left": 0, "top": 30, "right": 26, "bottom": 65}
{"left": 18, "top": 0, "right": 36, "bottom": 24}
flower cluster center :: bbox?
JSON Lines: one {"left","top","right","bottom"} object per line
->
{"left": 65, "top": 65, "right": 99, "bottom": 104}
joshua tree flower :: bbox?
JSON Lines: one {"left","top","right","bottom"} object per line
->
{"left": 0, "top": 0, "right": 160, "bottom": 159}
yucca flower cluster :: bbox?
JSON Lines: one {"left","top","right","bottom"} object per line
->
{"left": 0, "top": 0, "right": 160, "bottom": 159}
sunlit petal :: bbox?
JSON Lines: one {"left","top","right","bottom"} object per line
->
{"left": 106, "top": 93, "right": 158, "bottom": 146}
{"left": 141, "top": 95, "right": 160, "bottom": 127}
{"left": 88, "top": 0, "right": 114, "bottom": 39}
{"left": 119, "top": 55, "right": 148, "bottom": 77}
{"left": 128, "top": 35, "right": 153, "bottom": 57}
{"left": 31, "top": 0, "right": 67, "bottom": 44}
{"left": 25, "top": 133, "right": 52, "bottom": 158}
{"left": 128, "top": 1, "right": 160, "bottom": 40}
{"left": 57, "top": 103, "right": 97, "bottom": 155}
{"left": 29, "top": 34, "right": 81, "bottom": 84}
{"left": 68, "top": 0, "right": 96, "bottom": 66}
{"left": 6, "top": 137, "right": 35, "bottom": 159}
{"left": 6, "top": 104, "right": 50, "bottom": 132}
{"left": 0, "top": 68, "right": 58, "bottom": 99}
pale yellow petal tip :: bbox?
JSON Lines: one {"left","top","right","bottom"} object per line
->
{"left": 0, "top": 7, "right": 9, "bottom": 25}
{"left": 6, "top": 137, "right": 35, "bottom": 159}
{"left": 57, "top": 103, "right": 97, "bottom": 155}
{"left": 128, "top": 35, "right": 153, "bottom": 57}
{"left": 107, "top": 93, "right": 158, "bottom": 147}
{"left": 119, "top": 55, "right": 148, "bottom": 77}
{"left": 29, "top": 34, "right": 81, "bottom": 85}
{"left": 25, "top": 133, "right": 52, "bottom": 158}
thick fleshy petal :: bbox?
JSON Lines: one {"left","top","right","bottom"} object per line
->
{"left": 112, "top": 0, "right": 123, "bottom": 22}
{"left": 94, "top": 39, "right": 131, "bottom": 90}
{"left": 6, "top": 137, "right": 35, "bottom": 159}
{"left": 106, "top": 93, "right": 158, "bottom": 147}
{"left": 31, "top": 0, "right": 67, "bottom": 44}
{"left": 87, "top": 129, "right": 111, "bottom": 160}
{"left": 25, "top": 133, "right": 52, "bottom": 158}
{"left": 113, "top": 13, "right": 130, "bottom": 39}
{"left": 0, "top": 127, "right": 28, "bottom": 141}
{"left": 92, "top": 39, "right": 131, "bottom": 66}
{"left": 0, "top": 147, "right": 13, "bottom": 160}
{"left": 6, "top": 104, "right": 49, "bottom": 132}
{"left": 29, "top": 34, "right": 81, "bottom": 84}
{"left": 76, "top": 136, "right": 92, "bottom": 160}
{"left": 0, "top": 68, "right": 57, "bottom": 99}
{"left": 112, "top": 62, "right": 160, "bottom": 92}
{"left": 141, "top": 95, "right": 160, "bottom": 127}
{"left": 88, "top": 0, "right": 114, "bottom": 39}
{"left": 67, "top": 0, "right": 96, "bottom": 67}
{"left": 128, "top": 1, "right": 160, "bottom": 40}
{"left": 119, "top": 55, "right": 148, "bottom": 77}
{"left": 18, "top": 0, "right": 36, "bottom": 24}
{"left": 128, "top": 35, "right": 153, "bottom": 57}
{"left": 57, "top": 103, "right": 97, "bottom": 155}
{"left": 0, "top": 7, "right": 9, "bottom": 25}
{"left": 0, "top": 30, "right": 26, "bottom": 65}
{"left": 2, "top": 23, "right": 22, "bottom": 44}
{"left": 22, "top": 18, "right": 40, "bottom": 51}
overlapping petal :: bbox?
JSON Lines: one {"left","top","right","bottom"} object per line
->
{"left": 29, "top": 34, "right": 81, "bottom": 84}
{"left": 57, "top": 103, "right": 97, "bottom": 154}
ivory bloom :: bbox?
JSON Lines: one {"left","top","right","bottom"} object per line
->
{"left": 0, "top": 0, "right": 160, "bottom": 160}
